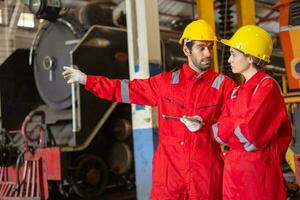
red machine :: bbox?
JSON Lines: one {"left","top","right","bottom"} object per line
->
{"left": 275, "top": 0, "right": 300, "bottom": 193}
{"left": 0, "top": 148, "right": 60, "bottom": 200}
{"left": 0, "top": 110, "right": 61, "bottom": 199}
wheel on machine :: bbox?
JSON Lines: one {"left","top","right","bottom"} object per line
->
{"left": 71, "top": 154, "right": 108, "bottom": 199}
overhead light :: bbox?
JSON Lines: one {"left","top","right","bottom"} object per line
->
{"left": 29, "top": 0, "right": 62, "bottom": 22}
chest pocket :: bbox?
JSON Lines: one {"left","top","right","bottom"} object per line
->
{"left": 160, "top": 69, "right": 186, "bottom": 115}
{"left": 195, "top": 74, "right": 225, "bottom": 123}
{"left": 197, "top": 104, "right": 220, "bottom": 109}
{"left": 161, "top": 88, "right": 186, "bottom": 115}
{"left": 162, "top": 96, "right": 185, "bottom": 109}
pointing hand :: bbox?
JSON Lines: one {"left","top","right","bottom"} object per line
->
{"left": 62, "top": 66, "right": 87, "bottom": 85}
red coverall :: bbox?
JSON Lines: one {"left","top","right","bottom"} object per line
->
{"left": 212, "top": 70, "right": 292, "bottom": 200}
{"left": 85, "top": 63, "right": 236, "bottom": 199}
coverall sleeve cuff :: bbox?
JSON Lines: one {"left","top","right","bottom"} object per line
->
{"left": 85, "top": 75, "right": 96, "bottom": 91}
{"left": 233, "top": 125, "right": 258, "bottom": 152}
{"left": 212, "top": 123, "right": 227, "bottom": 144}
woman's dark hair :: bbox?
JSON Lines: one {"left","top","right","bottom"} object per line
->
{"left": 235, "top": 48, "right": 266, "bottom": 68}
{"left": 245, "top": 54, "right": 266, "bottom": 69}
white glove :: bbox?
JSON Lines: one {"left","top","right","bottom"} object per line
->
{"left": 180, "top": 115, "right": 204, "bottom": 132}
{"left": 62, "top": 66, "right": 87, "bottom": 85}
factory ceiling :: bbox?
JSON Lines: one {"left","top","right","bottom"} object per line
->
{"left": 96, "top": 0, "right": 280, "bottom": 35}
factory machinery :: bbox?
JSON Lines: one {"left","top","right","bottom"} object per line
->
{"left": 275, "top": 0, "right": 300, "bottom": 196}
{"left": 0, "top": 0, "right": 299, "bottom": 199}
{"left": 0, "top": 1, "right": 186, "bottom": 199}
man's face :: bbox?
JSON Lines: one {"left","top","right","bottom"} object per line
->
{"left": 183, "top": 40, "right": 214, "bottom": 72}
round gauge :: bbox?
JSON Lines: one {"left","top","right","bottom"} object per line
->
{"left": 29, "top": 0, "right": 42, "bottom": 15}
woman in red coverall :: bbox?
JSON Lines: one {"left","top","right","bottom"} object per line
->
{"left": 63, "top": 19, "right": 236, "bottom": 200}
{"left": 212, "top": 25, "right": 292, "bottom": 200}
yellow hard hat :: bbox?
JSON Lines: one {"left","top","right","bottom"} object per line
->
{"left": 179, "top": 19, "right": 217, "bottom": 45}
{"left": 221, "top": 25, "right": 273, "bottom": 63}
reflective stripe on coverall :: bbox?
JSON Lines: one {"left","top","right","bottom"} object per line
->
{"left": 212, "top": 70, "right": 292, "bottom": 200}
{"left": 85, "top": 63, "right": 236, "bottom": 200}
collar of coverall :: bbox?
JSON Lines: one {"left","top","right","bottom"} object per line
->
{"left": 241, "top": 69, "right": 267, "bottom": 89}
{"left": 182, "top": 62, "right": 215, "bottom": 81}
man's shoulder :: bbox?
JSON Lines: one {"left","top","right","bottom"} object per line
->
{"left": 209, "top": 70, "right": 234, "bottom": 82}
{"left": 216, "top": 73, "right": 235, "bottom": 84}
{"left": 209, "top": 71, "right": 236, "bottom": 90}
{"left": 160, "top": 67, "right": 181, "bottom": 77}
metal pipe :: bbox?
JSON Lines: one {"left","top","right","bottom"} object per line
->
{"left": 76, "top": 74, "right": 81, "bottom": 131}
{"left": 70, "top": 64, "right": 77, "bottom": 133}
{"left": 57, "top": 18, "right": 80, "bottom": 37}
{"left": 284, "top": 92, "right": 300, "bottom": 97}
{"left": 29, "top": 25, "right": 48, "bottom": 66}
{"left": 69, "top": 49, "right": 79, "bottom": 134}
{"left": 282, "top": 74, "right": 288, "bottom": 94}
{"left": 61, "top": 0, "right": 89, "bottom": 8}
{"left": 284, "top": 96, "right": 300, "bottom": 104}
{"left": 264, "top": 64, "right": 286, "bottom": 73}
{"left": 15, "top": 150, "right": 26, "bottom": 188}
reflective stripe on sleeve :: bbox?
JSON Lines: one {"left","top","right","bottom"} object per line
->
{"left": 212, "top": 123, "right": 226, "bottom": 144}
{"left": 121, "top": 79, "right": 130, "bottom": 103}
{"left": 234, "top": 126, "right": 258, "bottom": 151}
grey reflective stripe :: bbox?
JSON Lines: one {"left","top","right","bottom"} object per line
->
{"left": 253, "top": 76, "right": 283, "bottom": 96}
{"left": 270, "top": 77, "right": 283, "bottom": 95}
{"left": 234, "top": 126, "right": 258, "bottom": 152}
{"left": 212, "top": 74, "right": 225, "bottom": 90}
{"left": 230, "top": 87, "right": 239, "bottom": 99}
{"left": 212, "top": 123, "right": 226, "bottom": 144}
{"left": 121, "top": 79, "right": 130, "bottom": 103}
{"left": 171, "top": 70, "right": 180, "bottom": 84}
{"left": 253, "top": 76, "right": 270, "bottom": 95}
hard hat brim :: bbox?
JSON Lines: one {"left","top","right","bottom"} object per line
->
{"left": 179, "top": 37, "right": 218, "bottom": 45}
{"left": 220, "top": 39, "right": 232, "bottom": 48}
{"left": 221, "top": 39, "right": 243, "bottom": 52}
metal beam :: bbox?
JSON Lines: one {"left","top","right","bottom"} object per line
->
{"left": 171, "top": 0, "right": 196, "bottom": 5}
{"left": 257, "top": 9, "right": 276, "bottom": 24}
{"left": 235, "top": 0, "right": 256, "bottom": 27}
{"left": 8, "top": 0, "right": 23, "bottom": 38}
{"left": 159, "top": 11, "right": 190, "bottom": 19}
{"left": 126, "top": 0, "right": 161, "bottom": 199}
{"left": 256, "top": 0, "right": 276, "bottom": 8}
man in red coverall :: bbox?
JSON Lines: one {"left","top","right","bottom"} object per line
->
{"left": 63, "top": 19, "right": 236, "bottom": 200}
{"left": 212, "top": 25, "right": 292, "bottom": 200}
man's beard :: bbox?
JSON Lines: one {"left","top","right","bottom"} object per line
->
{"left": 191, "top": 58, "right": 212, "bottom": 72}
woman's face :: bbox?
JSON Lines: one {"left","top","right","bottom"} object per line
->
{"left": 228, "top": 47, "right": 251, "bottom": 74}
